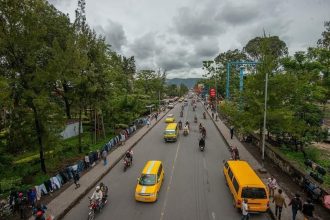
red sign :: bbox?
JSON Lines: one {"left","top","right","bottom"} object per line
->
{"left": 210, "top": 88, "right": 216, "bottom": 97}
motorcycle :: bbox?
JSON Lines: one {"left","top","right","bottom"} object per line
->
{"left": 87, "top": 197, "right": 107, "bottom": 220}
{"left": 178, "top": 122, "right": 182, "bottom": 130}
{"left": 194, "top": 117, "right": 197, "bottom": 123}
{"left": 183, "top": 128, "right": 189, "bottom": 136}
{"left": 199, "top": 138, "right": 205, "bottom": 151}
{"left": 180, "top": 111, "right": 183, "bottom": 117}
{"left": 123, "top": 158, "right": 132, "bottom": 172}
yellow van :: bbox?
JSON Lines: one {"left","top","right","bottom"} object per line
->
{"left": 223, "top": 160, "right": 269, "bottom": 212}
{"left": 135, "top": 160, "right": 165, "bottom": 202}
{"left": 164, "top": 123, "right": 179, "bottom": 142}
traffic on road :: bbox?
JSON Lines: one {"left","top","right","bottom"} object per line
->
{"left": 63, "top": 94, "right": 271, "bottom": 220}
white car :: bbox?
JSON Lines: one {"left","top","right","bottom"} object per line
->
{"left": 168, "top": 104, "right": 174, "bottom": 109}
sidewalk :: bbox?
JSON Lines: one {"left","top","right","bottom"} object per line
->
{"left": 204, "top": 105, "right": 305, "bottom": 220}
{"left": 30, "top": 108, "right": 171, "bottom": 220}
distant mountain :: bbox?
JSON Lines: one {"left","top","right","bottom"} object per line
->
{"left": 166, "top": 78, "right": 201, "bottom": 88}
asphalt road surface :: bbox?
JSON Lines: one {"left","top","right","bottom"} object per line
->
{"left": 63, "top": 101, "right": 271, "bottom": 220}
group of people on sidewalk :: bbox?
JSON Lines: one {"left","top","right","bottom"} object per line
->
{"left": 268, "top": 177, "right": 315, "bottom": 220}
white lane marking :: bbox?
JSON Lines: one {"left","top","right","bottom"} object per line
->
{"left": 203, "top": 157, "right": 207, "bottom": 170}
{"left": 160, "top": 140, "right": 181, "bottom": 220}
{"left": 211, "top": 212, "right": 216, "bottom": 219}
{"left": 160, "top": 106, "right": 187, "bottom": 220}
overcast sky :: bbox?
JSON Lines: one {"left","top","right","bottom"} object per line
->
{"left": 48, "top": 0, "right": 330, "bottom": 78}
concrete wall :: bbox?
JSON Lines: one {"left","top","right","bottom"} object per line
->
{"left": 60, "top": 121, "right": 83, "bottom": 139}
{"left": 250, "top": 133, "right": 330, "bottom": 195}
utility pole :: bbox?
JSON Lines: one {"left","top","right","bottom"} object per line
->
{"left": 261, "top": 72, "right": 268, "bottom": 168}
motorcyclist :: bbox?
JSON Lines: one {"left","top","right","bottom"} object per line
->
{"left": 230, "top": 146, "right": 240, "bottom": 160}
{"left": 178, "top": 120, "right": 182, "bottom": 129}
{"left": 201, "top": 127, "right": 206, "bottom": 138}
{"left": 180, "top": 111, "right": 183, "bottom": 117}
{"left": 194, "top": 115, "right": 197, "bottom": 123}
{"left": 183, "top": 125, "right": 189, "bottom": 134}
{"left": 125, "top": 150, "right": 133, "bottom": 165}
{"left": 185, "top": 121, "right": 190, "bottom": 129}
{"left": 91, "top": 186, "right": 103, "bottom": 208}
{"left": 199, "top": 123, "right": 203, "bottom": 132}
{"left": 99, "top": 182, "right": 108, "bottom": 203}
{"left": 199, "top": 137, "right": 205, "bottom": 148}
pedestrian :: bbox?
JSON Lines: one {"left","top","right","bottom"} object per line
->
{"left": 155, "top": 112, "right": 158, "bottom": 121}
{"left": 72, "top": 170, "right": 80, "bottom": 189}
{"left": 120, "top": 132, "right": 126, "bottom": 146}
{"left": 33, "top": 202, "right": 47, "bottom": 220}
{"left": 18, "top": 192, "right": 28, "bottom": 219}
{"left": 230, "top": 125, "right": 234, "bottom": 139}
{"left": 84, "top": 154, "right": 90, "bottom": 169}
{"left": 215, "top": 113, "right": 218, "bottom": 121}
{"left": 146, "top": 118, "right": 150, "bottom": 127}
{"left": 267, "top": 176, "right": 277, "bottom": 197}
{"left": 273, "top": 189, "right": 287, "bottom": 220}
{"left": 302, "top": 199, "right": 314, "bottom": 219}
{"left": 102, "top": 149, "right": 107, "bottom": 165}
{"left": 211, "top": 112, "right": 214, "bottom": 119}
{"left": 289, "top": 193, "right": 302, "bottom": 220}
{"left": 241, "top": 198, "right": 249, "bottom": 220}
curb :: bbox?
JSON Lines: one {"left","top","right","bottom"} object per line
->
{"left": 56, "top": 107, "right": 173, "bottom": 220}
{"left": 203, "top": 104, "right": 276, "bottom": 220}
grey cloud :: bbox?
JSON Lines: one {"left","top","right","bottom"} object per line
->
{"left": 173, "top": 7, "right": 225, "bottom": 40}
{"left": 95, "top": 20, "right": 127, "bottom": 51}
{"left": 216, "top": 4, "right": 259, "bottom": 25}
{"left": 157, "top": 57, "right": 186, "bottom": 71}
{"left": 194, "top": 39, "right": 219, "bottom": 57}
{"left": 129, "top": 33, "right": 160, "bottom": 59}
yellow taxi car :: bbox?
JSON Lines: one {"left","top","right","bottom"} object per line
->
{"left": 165, "top": 114, "right": 175, "bottom": 123}
{"left": 135, "top": 160, "right": 165, "bottom": 202}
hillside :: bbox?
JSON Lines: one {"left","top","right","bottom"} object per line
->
{"left": 166, "top": 78, "right": 201, "bottom": 89}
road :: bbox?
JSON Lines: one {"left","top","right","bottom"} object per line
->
{"left": 63, "top": 101, "right": 271, "bottom": 220}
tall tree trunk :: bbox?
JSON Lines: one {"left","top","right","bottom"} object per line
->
{"left": 63, "top": 96, "right": 71, "bottom": 119}
{"left": 32, "top": 104, "right": 46, "bottom": 173}
{"left": 78, "top": 106, "right": 82, "bottom": 153}
{"left": 62, "top": 83, "right": 71, "bottom": 119}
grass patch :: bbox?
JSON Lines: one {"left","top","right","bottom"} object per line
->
{"left": 279, "top": 145, "right": 330, "bottom": 189}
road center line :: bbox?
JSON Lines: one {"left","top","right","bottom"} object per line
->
{"left": 160, "top": 105, "right": 187, "bottom": 220}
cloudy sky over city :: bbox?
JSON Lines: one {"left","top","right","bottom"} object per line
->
{"left": 49, "top": 0, "right": 330, "bottom": 78}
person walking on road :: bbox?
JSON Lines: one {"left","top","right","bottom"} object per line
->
{"left": 241, "top": 198, "right": 249, "bottom": 220}
{"left": 273, "top": 189, "right": 287, "bottom": 220}
{"left": 289, "top": 193, "right": 302, "bottom": 220}
{"left": 102, "top": 149, "right": 107, "bottom": 166}
{"left": 267, "top": 176, "right": 277, "bottom": 197}
{"left": 230, "top": 125, "right": 234, "bottom": 139}
{"left": 302, "top": 199, "right": 314, "bottom": 219}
